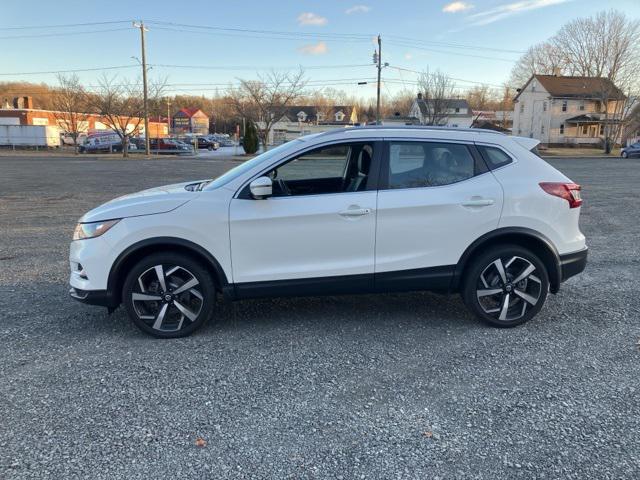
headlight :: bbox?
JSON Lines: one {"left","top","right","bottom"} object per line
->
{"left": 73, "top": 219, "right": 120, "bottom": 241}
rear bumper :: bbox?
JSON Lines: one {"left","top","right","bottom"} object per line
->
{"left": 559, "top": 247, "right": 588, "bottom": 282}
{"left": 69, "top": 287, "right": 118, "bottom": 308}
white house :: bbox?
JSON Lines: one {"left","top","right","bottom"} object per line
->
{"left": 512, "top": 75, "right": 626, "bottom": 146}
{"left": 260, "top": 105, "right": 358, "bottom": 144}
{"left": 409, "top": 94, "right": 473, "bottom": 128}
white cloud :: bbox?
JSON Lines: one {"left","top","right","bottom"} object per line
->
{"left": 442, "top": 2, "right": 474, "bottom": 13}
{"left": 466, "top": 0, "right": 572, "bottom": 26}
{"left": 298, "top": 41, "right": 328, "bottom": 55}
{"left": 297, "top": 12, "right": 328, "bottom": 26}
{"left": 404, "top": 52, "right": 414, "bottom": 60}
{"left": 345, "top": 5, "right": 371, "bottom": 15}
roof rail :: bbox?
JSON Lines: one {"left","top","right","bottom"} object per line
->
{"left": 313, "top": 124, "right": 505, "bottom": 139}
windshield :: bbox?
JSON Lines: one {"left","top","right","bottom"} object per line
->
{"left": 205, "top": 141, "right": 301, "bottom": 189}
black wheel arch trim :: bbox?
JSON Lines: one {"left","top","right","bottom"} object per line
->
{"left": 107, "top": 237, "right": 230, "bottom": 305}
{"left": 451, "top": 227, "right": 562, "bottom": 294}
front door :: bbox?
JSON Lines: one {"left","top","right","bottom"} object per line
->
{"left": 229, "top": 141, "right": 380, "bottom": 290}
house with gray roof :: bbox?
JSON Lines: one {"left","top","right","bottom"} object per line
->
{"left": 409, "top": 94, "right": 473, "bottom": 128}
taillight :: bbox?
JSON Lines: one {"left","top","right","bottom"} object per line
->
{"left": 539, "top": 182, "right": 583, "bottom": 208}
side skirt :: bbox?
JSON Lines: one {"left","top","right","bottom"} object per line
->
{"left": 232, "top": 266, "right": 456, "bottom": 300}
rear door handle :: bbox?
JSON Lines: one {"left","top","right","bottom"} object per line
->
{"left": 461, "top": 198, "right": 495, "bottom": 207}
{"left": 339, "top": 207, "right": 372, "bottom": 217}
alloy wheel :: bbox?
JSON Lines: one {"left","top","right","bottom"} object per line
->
{"left": 131, "top": 264, "right": 203, "bottom": 333}
{"left": 476, "top": 256, "right": 542, "bottom": 322}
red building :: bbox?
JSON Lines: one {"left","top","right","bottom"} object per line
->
{"left": 172, "top": 108, "right": 209, "bottom": 135}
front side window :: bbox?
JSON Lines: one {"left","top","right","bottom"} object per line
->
{"left": 207, "top": 141, "right": 300, "bottom": 190}
{"left": 386, "top": 142, "right": 479, "bottom": 189}
{"left": 268, "top": 142, "right": 375, "bottom": 197}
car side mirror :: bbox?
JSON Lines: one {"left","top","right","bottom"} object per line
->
{"left": 249, "top": 176, "right": 272, "bottom": 199}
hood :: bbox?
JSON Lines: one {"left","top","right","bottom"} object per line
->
{"left": 80, "top": 180, "right": 208, "bottom": 223}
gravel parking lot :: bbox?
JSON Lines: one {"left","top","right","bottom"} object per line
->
{"left": 0, "top": 154, "right": 638, "bottom": 479}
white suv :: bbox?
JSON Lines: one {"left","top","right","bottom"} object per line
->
{"left": 69, "top": 126, "right": 587, "bottom": 338}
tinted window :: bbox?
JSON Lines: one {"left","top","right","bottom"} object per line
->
{"left": 478, "top": 146, "right": 513, "bottom": 169}
{"left": 386, "top": 142, "right": 477, "bottom": 189}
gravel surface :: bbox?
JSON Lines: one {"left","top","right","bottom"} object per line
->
{"left": 0, "top": 155, "right": 638, "bottom": 479}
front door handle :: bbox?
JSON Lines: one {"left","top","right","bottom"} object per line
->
{"left": 461, "top": 198, "right": 495, "bottom": 207}
{"left": 339, "top": 207, "right": 372, "bottom": 217}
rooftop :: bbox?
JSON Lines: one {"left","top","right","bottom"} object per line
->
{"left": 516, "top": 75, "right": 626, "bottom": 100}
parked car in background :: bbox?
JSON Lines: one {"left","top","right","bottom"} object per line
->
{"left": 79, "top": 131, "right": 136, "bottom": 153}
{"left": 195, "top": 136, "right": 218, "bottom": 150}
{"left": 621, "top": 142, "right": 640, "bottom": 158}
{"left": 70, "top": 126, "right": 587, "bottom": 338}
{"left": 149, "top": 138, "right": 193, "bottom": 153}
{"left": 210, "top": 134, "right": 235, "bottom": 147}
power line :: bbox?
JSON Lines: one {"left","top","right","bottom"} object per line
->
{"left": 389, "top": 65, "right": 510, "bottom": 88}
{"left": 0, "top": 27, "right": 132, "bottom": 40}
{"left": 150, "top": 25, "right": 372, "bottom": 43}
{"left": 0, "top": 20, "right": 132, "bottom": 31}
{"left": 0, "top": 65, "right": 139, "bottom": 76}
{"left": 386, "top": 40, "right": 517, "bottom": 63}
{"left": 146, "top": 20, "right": 373, "bottom": 39}
{"left": 386, "top": 35, "right": 526, "bottom": 54}
{"left": 149, "top": 63, "right": 372, "bottom": 71}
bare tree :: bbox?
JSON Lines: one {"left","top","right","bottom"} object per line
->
{"left": 87, "top": 75, "right": 164, "bottom": 157}
{"left": 51, "top": 74, "right": 89, "bottom": 153}
{"left": 384, "top": 89, "right": 415, "bottom": 119}
{"left": 509, "top": 41, "right": 568, "bottom": 88}
{"left": 553, "top": 10, "right": 640, "bottom": 86}
{"left": 229, "top": 69, "right": 306, "bottom": 150}
{"left": 552, "top": 10, "right": 640, "bottom": 152}
{"left": 417, "top": 70, "right": 456, "bottom": 125}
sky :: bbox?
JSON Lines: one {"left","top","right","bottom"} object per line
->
{"left": 1, "top": 0, "right": 639, "bottom": 102}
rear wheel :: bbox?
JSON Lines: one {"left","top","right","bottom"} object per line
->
{"left": 462, "top": 245, "right": 549, "bottom": 328}
{"left": 122, "top": 252, "right": 215, "bottom": 338}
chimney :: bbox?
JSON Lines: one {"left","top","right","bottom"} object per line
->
{"left": 13, "top": 96, "right": 33, "bottom": 109}
{"left": 552, "top": 67, "right": 562, "bottom": 77}
{"left": 417, "top": 92, "right": 423, "bottom": 100}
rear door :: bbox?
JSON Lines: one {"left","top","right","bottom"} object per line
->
{"left": 375, "top": 139, "right": 503, "bottom": 280}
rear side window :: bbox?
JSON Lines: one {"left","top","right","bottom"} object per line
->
{"left": 478, "top": 146, "right": 513, "bottom": 169}
{"left": 386, "top": 141, "right": 479, "bottom": 189}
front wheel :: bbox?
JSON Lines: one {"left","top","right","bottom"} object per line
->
{"left": 122, "top": 252, "right": 215, "bottom": 338}
{"left": 462, "top": 245, "right": 549, "bottom": 328}
{"left": 621, "top": 151, "right": 628, "bottom": 158}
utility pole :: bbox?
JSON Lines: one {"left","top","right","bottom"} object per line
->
{"left": 166, "top": 98, "right": 171, "bottom": 137}
{"left": 375, "top": 35, "right": 382, "bottom": 124}
{"left": 133, "top": 21, "right": 150, "bottom": 156}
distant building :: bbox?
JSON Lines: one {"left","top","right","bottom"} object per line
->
{"left": 260, "top": 105, "right": 358, "bottom": 144}
{"left": 409, "top": 94, "right": 473, "bottom": 128}
{"left": 0, "top": 105, "right": 166, "bottom": 137}
{"left": 512, "top": 74, "right": 626, "bottom": 146}
{"left": 172, "top": 108, "right": 209, "bottom": 135}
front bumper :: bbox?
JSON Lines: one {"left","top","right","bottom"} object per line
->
{"left": 69, "top": 287, "right": 118, "bottom": 308}
{"left": 559, "top": 247, "right": 588, "bottom": 282}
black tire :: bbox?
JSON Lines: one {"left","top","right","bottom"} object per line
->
{"left": 621, "top": 152, "right": 628, "bottom": 158}
{"left": 122, "top": 252, "right": 215, "bottom": 338}
{"left": 462, "top": 244, "right": 549, "bottom": 328}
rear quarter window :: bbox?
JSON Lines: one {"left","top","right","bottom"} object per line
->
{"left": 478, "top": 146, "right": 513, "bottom": 170}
